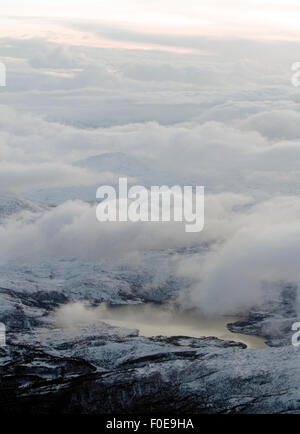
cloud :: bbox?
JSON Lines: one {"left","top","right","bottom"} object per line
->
{"left": 1, "top": 18, "right": 300, "bottom": 321}
{"left": 240, "top": 110, "right": 300, "bottom": 140}
{"left": 179, "top": 224, "right": 300, "bottom": 315}
{"left": 176, "top": 196, "right": 300, "bottom": 315}
{"left": 0, "top": 162, "right": 117, "bottom": 193}
{"left": 3, "top": 2, "right": 300, "bottom": 41}
{"left": 2, "top": 191, "right": 299, "bottom": 318}
{"left": 0, "top": 192, "right": 254, "bottom": 264}
{"left": 0, "top": 200, "right": 192, "bottom": 264}
{"left": 2, "top": 99, "right": 300, "bottom": 197}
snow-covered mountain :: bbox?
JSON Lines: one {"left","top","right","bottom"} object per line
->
{"left": 1, "top": 176, "right": 300, "bottom": 414}
{"left": 0, "top": 251, "right": 299, "bottom": 414}
{"left": 24, "top": 152, "right": 189, "bottom": 206}
{"left": 0, "top": 194, "right": 45, "bottom": 222}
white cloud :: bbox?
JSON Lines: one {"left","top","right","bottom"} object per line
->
{"left": 1, "top": 1, "right": 300, "bottom": 41}
{"left": 1, "top": 19, "right": 300, "bottom": 320}
{"left": 176, "top": 196, "right": 300, "bottom": 315}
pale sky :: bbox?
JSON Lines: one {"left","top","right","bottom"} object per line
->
{"left": 1, "top": 0, "right": 300, "bottom": 40}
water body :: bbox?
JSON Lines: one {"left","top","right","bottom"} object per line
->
{"left": 98, "top": 303, "right": 267, "bottom": 349}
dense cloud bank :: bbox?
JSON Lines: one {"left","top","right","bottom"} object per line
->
{"left": 1, "top": 20, "right": 300, "bottom": 315}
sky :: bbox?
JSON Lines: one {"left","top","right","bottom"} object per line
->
{"left": 1, "top": 0, "right": 300, "bottom": 40}
{"left": 1, "top": 1, "right": 300, "bottom": 316}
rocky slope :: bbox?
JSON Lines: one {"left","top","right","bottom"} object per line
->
{"left": 0, "top": 194, "right": 299, "bottom": 414}
{"left": 0, "top": 255, "right": 299, "bottom": 414}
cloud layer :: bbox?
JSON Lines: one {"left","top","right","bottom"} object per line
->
{"left": 1, "top": 16, "right": 300, "bottom": 317}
